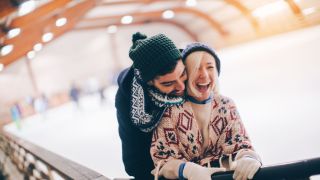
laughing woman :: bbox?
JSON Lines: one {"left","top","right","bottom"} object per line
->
{"left": 150, "top": 43, "right": 262, "bottom": 180}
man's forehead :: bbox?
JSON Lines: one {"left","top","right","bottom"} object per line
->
{"left": 157, "top": 62, "right": 185, "bottom": 82}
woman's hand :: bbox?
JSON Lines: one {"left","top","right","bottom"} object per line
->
{"left": 183, "top": 162, "right": 226, "bottom": 180}
{"left": 230, "top": 156, "right": 261, "bottom": 180}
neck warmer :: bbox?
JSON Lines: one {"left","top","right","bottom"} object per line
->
{"left": 130, "top": 68, "right": 185, "bottom": 132}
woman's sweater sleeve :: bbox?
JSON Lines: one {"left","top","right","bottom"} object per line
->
{"left": 217, "top": 97, "right": 255, "bottom": 156}
{"left": 150, "top": 108, "right": 187, "bottom": 167}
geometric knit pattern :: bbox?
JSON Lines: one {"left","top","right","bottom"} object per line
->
{"left": 130, "top": 68, "right": 182, "bottom": 132}
{"left": 150, "top": 94, "right": 254, "bottom": 167}
{"left": 130, "top": 75, "right": 153, "bottom": 127}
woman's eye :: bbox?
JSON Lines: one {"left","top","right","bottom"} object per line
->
{"left": 207, "top": 66, "right": 214, "bottom": 69}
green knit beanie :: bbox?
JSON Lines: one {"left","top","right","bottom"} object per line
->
{"left": 129, "top": 32, "right": 182, "bottom": 82}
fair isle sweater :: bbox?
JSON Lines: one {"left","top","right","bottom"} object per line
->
{"left": 150, "top": 94, "right": 255, "bottom": 167}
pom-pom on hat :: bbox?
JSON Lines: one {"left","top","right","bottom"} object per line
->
{"left": 129, "top": 32, "right": 182, "bottom": 82}
{"left": 182, "top": 42, "right": 221, "bottom": 75}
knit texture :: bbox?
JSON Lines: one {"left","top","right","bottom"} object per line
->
{"left": 182, "top": 42, "right": 221, "bottom": 75}
{"left": 150, "top": 95, "right": 254, "bottom": 167}
{"left": 129, "top": 32, "right": 182, "bottom": 82}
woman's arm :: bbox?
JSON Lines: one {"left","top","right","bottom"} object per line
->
{"left": 217, "top": 97, "right": 261, "bottom": 179}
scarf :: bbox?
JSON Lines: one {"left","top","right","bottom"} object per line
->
{"left": 130, "top": 68, "right": 185, "bottom": 132}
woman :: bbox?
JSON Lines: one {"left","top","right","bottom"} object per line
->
{"left": 150, "top": 43, "right": 262, "bottom": 180}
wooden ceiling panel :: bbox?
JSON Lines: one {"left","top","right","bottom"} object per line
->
{"left": 0, "top": 0, "right": 96, "bottom": 66}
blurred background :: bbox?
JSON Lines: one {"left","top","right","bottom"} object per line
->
{"left": 0, "top": 0, "right": 320, "bottom": 179}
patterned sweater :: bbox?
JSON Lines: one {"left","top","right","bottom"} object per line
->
{"left": 150, "top": 94, "right": 254, "bottom": 167}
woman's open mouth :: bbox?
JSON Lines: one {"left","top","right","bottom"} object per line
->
{"left": 196, "top": 82, "right": 211, "bottom": 93}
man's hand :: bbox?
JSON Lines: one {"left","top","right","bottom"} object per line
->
{"left": 230, "top": 156, "right": 261, "bottom": 180}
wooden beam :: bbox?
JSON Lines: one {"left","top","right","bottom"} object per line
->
{"left": 83, "top": 6, "right": 227, "bottom": 36}
{"left": 76, "top": 18, "right": 199, "bottom": 41}
{"left": 224, "top": 0, "right": 259, "bottom": 32}
{"left": 11, "top": 0, "right": 72, "bottom": 28}
{"left": 0, "top": 0, "right": 96, "bottom": 66}
{"left": 285, "top": 0, "right": 303, "bottom": 16}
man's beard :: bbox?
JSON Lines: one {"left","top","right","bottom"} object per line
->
{"left": 147, "top": 85, "right": 185, "bottom": 108}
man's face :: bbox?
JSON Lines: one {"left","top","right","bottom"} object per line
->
{"left": 150, "top": 60, "right": 187, "bottom": 96}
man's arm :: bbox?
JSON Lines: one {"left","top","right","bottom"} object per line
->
{"left": 116, "top": 109, "right": 154, "bottom": 179}
{"left": 115, "top": 69, "right": 154, "bottom": 179}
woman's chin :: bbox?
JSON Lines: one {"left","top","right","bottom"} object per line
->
{"left": 195, "top": 92, "right": 211, "bottom": 101}
{"left": 195, "top": 86, "right": 211, "bottom": 100}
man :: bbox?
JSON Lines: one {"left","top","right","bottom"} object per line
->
{"left": 115, "top": 32, "right": 187, "bottom": 179}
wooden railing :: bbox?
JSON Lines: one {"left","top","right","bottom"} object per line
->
{"left": 0, "top": 130, "right": 109, "bottom": 180}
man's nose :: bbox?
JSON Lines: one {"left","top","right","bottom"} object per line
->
{"left": 175, "top": 80, "right": 185, "bottom": 91}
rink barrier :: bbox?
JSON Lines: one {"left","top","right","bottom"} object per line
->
{"left": 212, "top": 157, "right": 320, "bottom": 180}
{"left": 0, "top": 130, "right": 109, "bottom": 180}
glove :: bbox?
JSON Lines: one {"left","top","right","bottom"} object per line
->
{"left": 183, "top": 162, "right": 226, "bottom": 180}
{"left": 230, "top": 156, "right": 261, "bottom": 180}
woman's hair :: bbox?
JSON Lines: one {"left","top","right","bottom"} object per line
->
{"left": 185, "top": 51, "right": 220, "bottom": 98}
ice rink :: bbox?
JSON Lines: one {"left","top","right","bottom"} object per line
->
{"left": 4, "top": 25, "right": 320, "bottom": 179}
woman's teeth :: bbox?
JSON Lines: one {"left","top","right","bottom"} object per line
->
{"left": 196, "top": 82, "right": 210, "bottom": 92}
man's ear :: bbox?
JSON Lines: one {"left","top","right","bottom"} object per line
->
{"left": 147, "top": 80, "right": 153, "bottom": 86}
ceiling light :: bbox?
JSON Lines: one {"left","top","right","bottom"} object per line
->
{"left": 55, "top": 17, "right": 67, "bottom": 27}
{"left": 1, "top": 44, "right": 14, "bottom": 56}
{"left": 107, "top": 25, "right": 118, "bottom": 34}
{"left": 252, "top": 1, "right": 287, "bottom": 18}
{"left": 18, "top": 0, "right": 36, "bottom": 16}
{"left": 121, "top": 16, "right": 133, "bottom": 24}
{"left": 0, "top": 64, "right": 3, "bottom": 72}
{"left": 7, "top": 28, "right": 21, "bottom": 39}
{"left": 162, "top": 10, "right": 175, "bottom": 19}
{"left": 186, "top": 0, "right": 197, "bottom": 7}
{"left": 27, "top": 50, "right": 35, "bottom": 59}
{"left": 302, "top": 7, "right": 316, "bottom": 15}
{"left": 42, "top": 32, "right": 54, "bottom": 42}
{"left": 33, "top": 43, "right": 43, "bottom": 51}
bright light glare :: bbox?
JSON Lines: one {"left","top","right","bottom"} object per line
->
{"left": 27, "top": 51, "right": 36, "bottom": 59}
{"left": 252, "top": 1, "right": 287, "bottom": 18}
{"left": 302, "top": 7, "right": 316, "bottom": 16}
{"left": 1, "top": 45, "right": 14, "bottom": 56}
{"left": 121, "top": 16, "right": 133, "bottom": 24}
{"left": 42, "top": 32, "right": 54, "bottom": 42}
{"left": 186, "top": 0, "right": 197, "bottom": 7}
{"left": 7, "top": 28, "right": 21, "bottom": 39}
{"left": 162, "top": 10, "right": 175, "bottom": 19}
{"left": 33, "top": 43, "right": 43, "bottom": 51}
{"left": 18, "top": 0, "right": 36, "bottom": 16}
{"left": 56, "top": 17, "right": 67, "bottom": 27}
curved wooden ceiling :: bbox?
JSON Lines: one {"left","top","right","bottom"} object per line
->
{"left": 0, "top": 0, "right": 319, "bottom": 68}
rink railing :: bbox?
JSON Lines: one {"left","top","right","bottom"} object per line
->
{"left": 0, "top": 131, "right": 109, "bottom": 180}
{"left": 212, "top": 157, "right": 320, "bottom": 180}
{"left": 1, "top": 130, "right": 319, "bottom": 180}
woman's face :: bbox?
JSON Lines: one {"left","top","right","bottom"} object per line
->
{"left": 186, "top": 52, "right": 216, "bottom": 101}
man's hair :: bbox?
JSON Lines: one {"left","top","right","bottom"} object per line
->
{"left": 154, "top": 60, "right": 178, "bottom": 79}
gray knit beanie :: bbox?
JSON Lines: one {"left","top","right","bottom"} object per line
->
{"left": 182, "top": 42, "right": 221, "bottom": 75}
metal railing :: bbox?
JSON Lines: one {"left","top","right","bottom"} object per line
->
{"left": 212, "top": 157, "right": 320, "bottom": 180}
{"left": 0, "top": 130, "right": 109, "bottom": 180}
